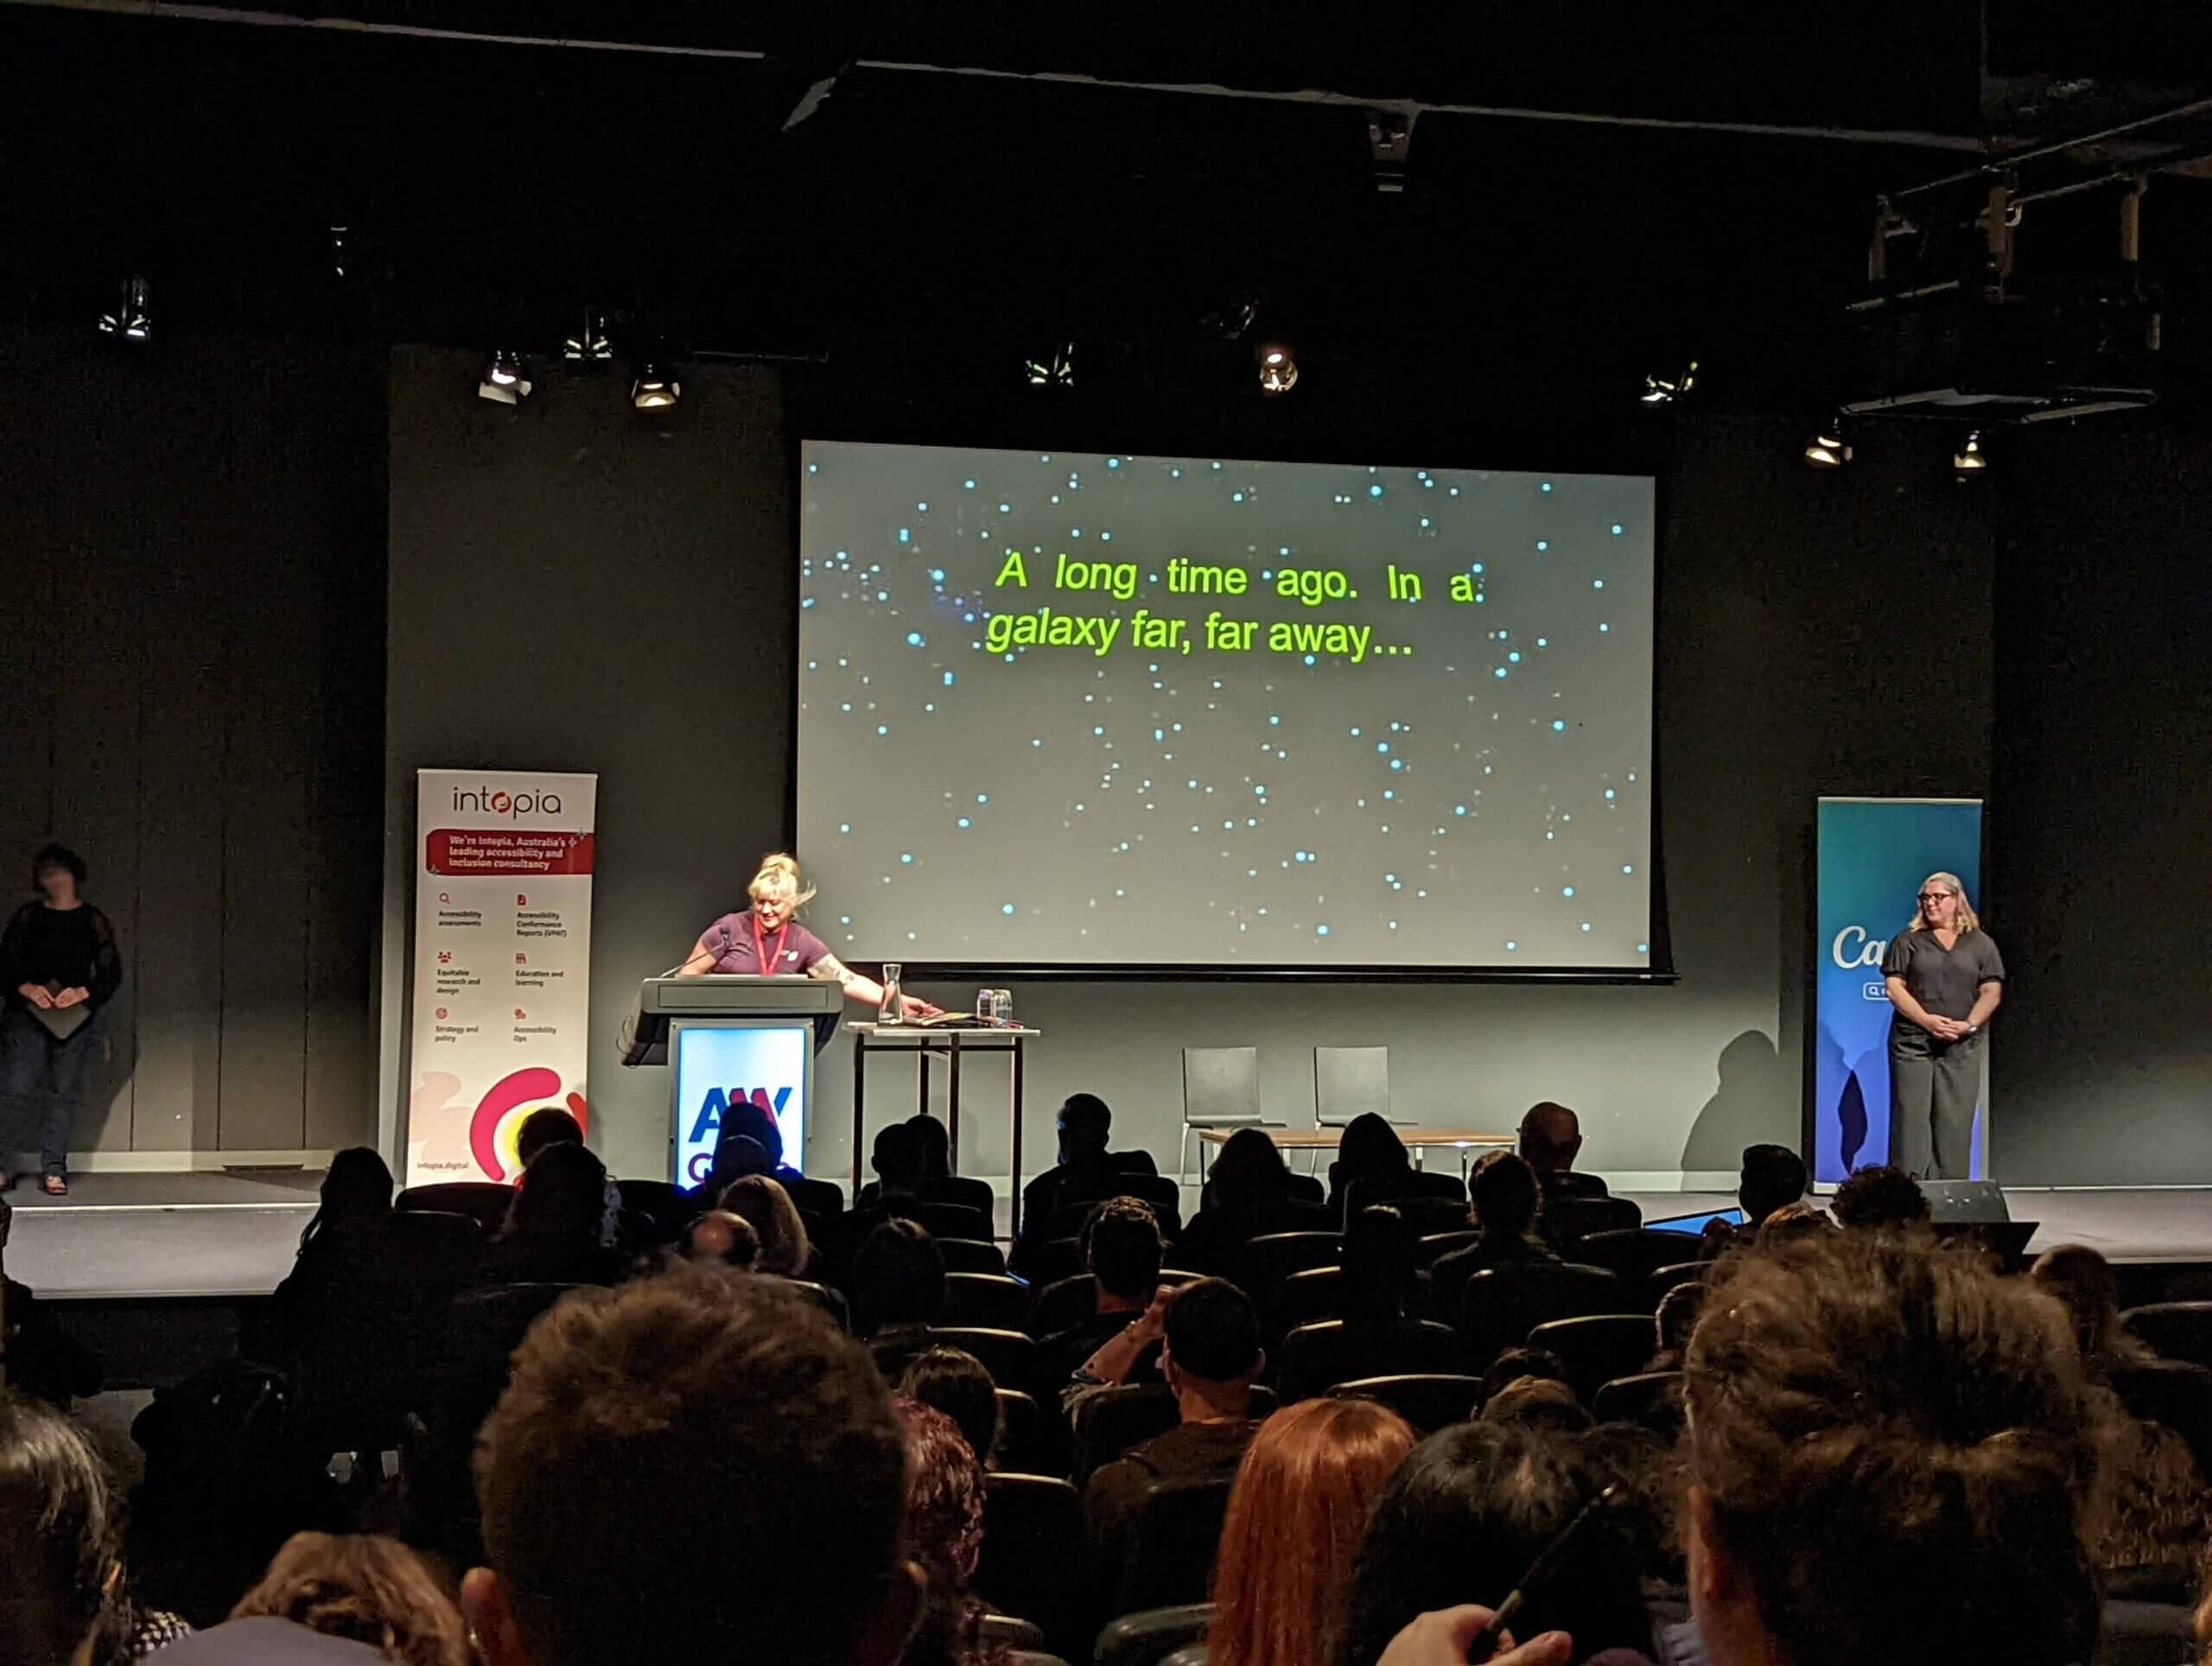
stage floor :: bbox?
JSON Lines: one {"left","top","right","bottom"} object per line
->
{"left": 12, "top": 1173, "right": 2212, "bottom": 1300}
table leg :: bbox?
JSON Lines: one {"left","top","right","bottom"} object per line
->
{"left": 1008, "top": 1037, "right": 1026, "bottom": 1243}
{"left": 851, "top": 1033, "right": 868, "bottom": 1197}
{"left": 947, "top": 1033, "right": 964, "bottom": 1174}
{"left": 917, "top": 1046, "right": 930, "bottom": 1118}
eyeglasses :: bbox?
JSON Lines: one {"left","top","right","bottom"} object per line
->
{"left": 1917, "top": 893, "right": 1954, "bottom": 906}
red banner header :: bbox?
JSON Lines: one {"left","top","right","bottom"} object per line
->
{"left": 425, "top": 829, "right": 596, "bottom": 876}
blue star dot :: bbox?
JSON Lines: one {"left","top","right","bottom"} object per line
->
{"left": 1001, "top": 903, "right": 1016, "bottom": 916}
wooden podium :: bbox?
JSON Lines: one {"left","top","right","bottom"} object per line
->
{"left": 620, "top": 976, "right": 843, "bottom": 1187}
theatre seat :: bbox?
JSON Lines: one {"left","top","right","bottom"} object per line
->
{"left": 783, "top": 1280, "right": 851, "bottom": 1331}
{"left": 396, "top": 1181, "right": 512, "bottom": 1234}
{"left": 1095, "top": 1604, "right": 1216, "bottom": 1666}
{"left": 1328, "top": 1373, "right": 1483, "bottom": 1436}
{"left": 992, "top": 1388, "right": 1067, "bottom": 1477}
{"left": 1279, "top": 1319, "right": 1465, "bottom": 1403}
{"left": 937, "top": 1237, "right": 1008, "bottom": 1276}
{"left": 941, "top": 1272, "right": 1033, "bottom": 1331}
{"left": 1115, "top": 1476, "right": 1235, "bottom": 1617}
{"left": 927, "top": 1326, "right": 1046, "bottom": 1399}
{"left": 1592, "top": 1370, "right": 1686, "bottom": 1438}
{"left": 976, "top": 1473, "right": 1085, "bottom": 1637}
{"left": 1542, "top": 1194, "right": 1644, "bottom": 1248}
{"left": 1528, "top": 1314, "right": 1657, "bottom": 1404}
{"left": 1071, "top": 1384, "right": 1180, "bottom": 1486}
{"left": 1573, "top": 1228, "right": 1700, "bottom": 1290}
{"left": 1417, "top": 1230, "right": 1480, "bottom": 1268}
{"left": 1460, "top": 1262, "right": 1630, "bottom": 1369}
{"left": 2122, "top": 1302, "right": 2212, "bottom": 1371}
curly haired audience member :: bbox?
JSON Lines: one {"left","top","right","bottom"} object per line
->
{"left": 893, "top": 1400, "right": 1008, "bottom": 1666}
{"left": 230, "top": 1533, "right": 472, "bottom": 1666}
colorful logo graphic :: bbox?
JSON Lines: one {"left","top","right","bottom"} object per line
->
{"left": 467, "top": 1065, "right": 591, "bottom": 1182}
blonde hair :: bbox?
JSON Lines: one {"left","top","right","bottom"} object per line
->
{"left": 719, "top": 1173, "right": 811, "bottom": 1276}
{"left": 1907, "top": 871, "right": 1980, "bottom": 933}
{"left": 748, "top": 852, "right": 817, "bottom": 912}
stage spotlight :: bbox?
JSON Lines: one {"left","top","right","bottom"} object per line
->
{"left": 631, "top": 356, "right": 680, "bottom": 410}
{"left": 1640, "top": 360, "right": 1698, "bottom": 405}
{"left": 1025, "top": 342, "right": 1075, "bottom": 388}
{"left": 563, "top": 309, "right": 614, "bottom": 362}
{"left": 97, "top": 275, "right": 153, "bottom": 341}
{"left": 1953, "top": 430, "right": 1988, "bottom": 475}
{"left": 478, "top": 349, "right": 532, "bottom": 406}
{"left": 1257, "top": 343, "right": 1299, "bottom": 395}
{"left": 1803, "top": 424, "right": 1852, "bottom": 468}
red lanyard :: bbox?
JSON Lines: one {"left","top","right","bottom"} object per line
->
{"left": 752, "top": 914, "right": 790, "bottom": 974}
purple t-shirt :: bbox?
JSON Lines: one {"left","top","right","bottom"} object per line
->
{"left": 701, "top": 909, "right": 832, "bottom": 976}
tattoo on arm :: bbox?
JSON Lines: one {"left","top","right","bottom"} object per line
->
{"left": 813, "top": 954, "right": 861, "bottom": 990}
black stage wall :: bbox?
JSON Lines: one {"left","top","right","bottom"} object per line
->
{"left": 1987, "top": 429, "right": 2212, "bottom": 1186}
{"left": 0, "top": 326, "right": 385, "bottom": 1162}
{"left": 385, "top": 347, "right": 1993, "bottom": 1186}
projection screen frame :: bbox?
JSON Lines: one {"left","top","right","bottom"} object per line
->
{"left": 785, "top": 430, "right": 1675, "bottom": 986}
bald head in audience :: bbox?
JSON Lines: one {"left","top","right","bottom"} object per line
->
{"left": 1517, "top": 1103, "right": 1583, "bottom": 1177}
{"left": 682, "top": 1211, "right": 760, "bottom": 1269}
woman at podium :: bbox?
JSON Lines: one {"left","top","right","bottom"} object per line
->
{"left": 677, "top": 853, "right": 938, "bottom": 1021}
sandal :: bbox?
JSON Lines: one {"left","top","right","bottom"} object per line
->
{"left": 41, "top": 1174, "right": 67, "bottom": 1197}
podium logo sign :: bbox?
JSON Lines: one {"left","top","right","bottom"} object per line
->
{"left": 673, "top": 1026, "right": 811, "bottom": 1187}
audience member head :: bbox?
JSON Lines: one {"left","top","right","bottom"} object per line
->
{"left": 719, "top": 1097, "right": 787, "bottom": 1169}
{"left": 1652, "top": 1280, "right": 1705, "bottom": 1368}
{"left": 896, "top": 1348, "right": 1000, "bottom": 1470}
{"left": 1516, "top": 1102, "right": 1583, "bottom": 1176}
{"left": 1337, "top": 1114, "right": 1409, "bottom": 1183}
{"left": 232, "top": 1532, "right": 471, "bottom": 1666}
{"left": 464, "top": 1268, "right": 916, "bottom": 1666}
{"left": 1204, "top": 1128, "right": 1292, "bottom": 1211}
{"left": 32, "top": 841, "right": 88, "bottom": 903}
{"left": 1338, "top": 1421, "right": 1648, "bottom": 1666}
{"left": 679, "top": 1210, "right": 760, "bottom": 1270}
{"left": 1162, "top": 1278, "right": 1263, "bottom": 1415}
{"left": 852, "top": 1217, "right": 946, "bottom": 1336}
{"left": 1737, "top": 1142, "right": 1808, "bottom": 1227}
{"left": 503, "top": 1141, "right": 607, "bottom": 1243}
{"left": 301, "top": 1146, "right": 393, "bottom": 1256}
{"left": 1085, "top": 1197, "right": 1165, "bottom": 1307}
{"left": 1057, "top": 1093, "right": 1113, "bottom": 1167}
{"left": 1829, "top": 1163, "right": 1930, "bottom": 1231}
{"left": 513, "top": 1109, "right": 584, "bottom": 1173}
{"left": 1342, "top": 1205, "right": 1419, "bottom": 1317}
{"left": 871, "top": 1122, "right": 927, "bottom": 1194}
{"left": 717, "top": 1174, "right": 810, "bottom": 1277}
{"left": 1683, "top": 1230, "right": 2100, "bottom": 1666}
{"left": 1478, "top": 1376, "right": 1592, "bottom": 1434}
{"left": 904, "top": 1113, "right": 951, "bottom": 1181}
{"left": 0, "top": 1392, "right": 128, "bottom": 1666}
{"left": 891, "top": 1400, "right": 996, "bottom": 1666}
{"left": 2031, "top": 1243, "right": 2148, "bottom": 1381}
{"left": 1467, "top": 1150, "right": 1541, "bottom": 1242}
{"left": 1478, "top": 1346, "right": 1572, "bottom": 1405}
{"left": 710, "top": 1135, "right": 775, "bottom": 1188}
{"left": 1211, "top": 1399, "right": 1417, "bottom": 1666}
{"left": 1758, "top": 1200, "right": 1833, "bottom": 1246}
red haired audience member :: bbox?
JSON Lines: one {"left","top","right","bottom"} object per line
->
{"left": 1211, "top": 1398, "right": 1415, "bottom": 1666}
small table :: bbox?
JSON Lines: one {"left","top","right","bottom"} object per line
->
{"left": 849, "top": 1023, "right": 1042, "bottom": 1237}
{"left": 1198, "top": 1125, "right": 1516, "bottom": 1174}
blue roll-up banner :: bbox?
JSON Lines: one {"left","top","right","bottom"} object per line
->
{"left": 1813, "top": 798, "right": 1986, "bottom": 1184}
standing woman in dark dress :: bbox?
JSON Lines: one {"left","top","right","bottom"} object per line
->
{"left": 1882, "top": 870, "right": 2005, "bottom": 1181}
{"left": 1, "top": 844, "right": 122, "bottom": 1195}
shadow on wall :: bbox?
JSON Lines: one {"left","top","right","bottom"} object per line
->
{"left": 1678, "top": 1030, "right": 1795, "bottom": 1177}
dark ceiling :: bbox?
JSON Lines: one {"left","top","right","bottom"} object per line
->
{"left": 4, "top": 2, "right": 2209, "bottom": 418}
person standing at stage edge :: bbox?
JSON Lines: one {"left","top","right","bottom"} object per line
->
{"left": 1881, "top": 870, "right": 2004, "bottom": 1182}
{"left": 677, "top": 852, "right": 940, "bottom": 1021}
{"left": 1, "top": 844, "right": 123, "bottom": 1197}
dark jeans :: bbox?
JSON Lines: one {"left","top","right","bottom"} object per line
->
{"left": 1, "top": 1002, "right": 106, "bottom": 1176}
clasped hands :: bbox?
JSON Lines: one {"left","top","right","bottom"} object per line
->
{"left": 17, "top": 983, "right": 90, "bottom": 1010}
